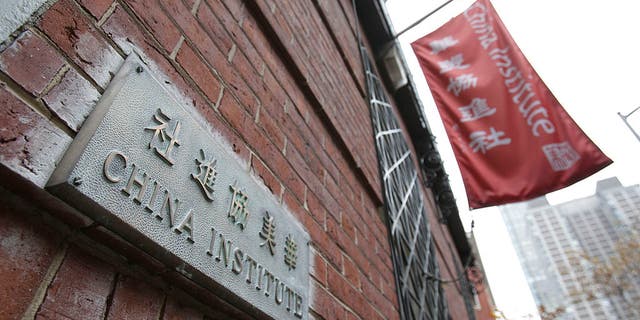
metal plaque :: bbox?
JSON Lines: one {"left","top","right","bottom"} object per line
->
{"left": 47, "top": 55, "right": 309, "bottom": 319}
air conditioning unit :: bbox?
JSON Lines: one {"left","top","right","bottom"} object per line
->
{"left": 382, "top": 44, "right": 408, "bottom": 90}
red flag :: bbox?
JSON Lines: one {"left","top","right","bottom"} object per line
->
{"left": 411, "top": 0, "right": 612, "bottom": 209}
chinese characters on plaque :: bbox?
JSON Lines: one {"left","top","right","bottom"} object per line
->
{"left": 259, "top": 211, "right": 276, "bottom": 255}
{"left": 48, "top": 57, "right": 309, "bottom": 320}
{"left": 143, "top": 108, "right": 298, "bottom": 271}
{"left": 192, "top": 149, "right": 217, "bottom": 201}
{"left": 145, "top": 109, "right": 182, "bottom": 165}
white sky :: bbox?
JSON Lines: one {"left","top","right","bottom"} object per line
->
{"left": 386, "top": 0, "right": 640, "bottom": 319}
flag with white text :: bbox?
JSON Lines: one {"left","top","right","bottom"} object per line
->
{"left": 411, "top": 0, "right": 612, "bottom": 209}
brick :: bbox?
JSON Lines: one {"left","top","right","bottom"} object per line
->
{"left": 207, "top": 108, "right": 250, "bottom": 167}
{"left": 281, "top": 188, "right": 304, "bottom": 219}
{"left": 262, "top": 69, "right": 285, "bottom": 107}
{"left": 217, "top": 91, "right": 257, "bottom": 145}
{"left": 230, "top": 48, "right": 262, "bottom": 94}
{"left": 374, "top": 296, "right": 399, "bottom": 320}
{"left": 218, "top": 0, "right": 245, "bottom": 23}
{"left": 309, "top": 226, "right": 341, "bottom": 271}
{"left": 37, "top": 246, "right": 116, "bottom": 319}
{"left": 325, "top": 174, "right": 353, "bottom": 218}
{"left": 101, "top": 5, "right": 145, "bottom": 54}
{"left": 345, "top": 311, "right": 360, "bottom": 320}
{"left": 253, "top": 0, "right": 385, "bottom": 201}
{"left": 380, "top": 275, "right": 397, "bottom": 302}
{"left": 285, "top": 102, "right": 314, "bottom": 147}
{"left": 327, "top": 215, "right": 373, "bottom": 289}
{"left": 259, "top": 98, "right": 297, "bottom": 148}
{"left": 38, "top": 0, "right": 123, "bottom": 89}
{"left": 0, "top": 30, "right": 65, "bottom": 96}
{"left": 255, "top": 83, "right": 285, "bottom": 124}
{"left": 282, "top": 190, "right": 340, "bottom": 270}
{"left": 250, "top": 154, "right": 281, "bottom": 197}
{"left": 42, "top": 67, "right": 100, "bottom": 132}
{"left": 125, "top": 0, "right": 181, "bottom": 52}
{"left": 369, "top": 252, "right": 390, "bottom": 282}
{"left": 342, "top": 253, "right": 360, "bottom": 289}
{"left": 159, "top": 0, "right": 201, "bottom": 44}
{"left": 83, "top": 226, "right": 166, "bottom": 274}
{"left": 387, "top": 279, "right": 399, "bottom": 307}
{"left": 326, "top": 264, "right": 370, "bottom": 318}
{"left": 310, "top": 248, "right": 327, "bottom": 286}
{"left": 162, "top": 0, "right": 257, "bottom": 115}
{"left": 287, "top": 122, "right": 324, "bottom": 192}
{"left": 256, "top": 107, "right": 285, "bottom": 152}
{"left": 350, "top": 216, "right": 369, "bottom": 249}
{"left": 304, "top": 191, "right": 326, "bottom": 226}
{"left": 310, "top": 282, "right": 346, "bottom": 320}
{"left": 261, "top": 106, "right": 351, "bottom": 221}
{"left": 295, "top": 142, "right": 324, "bottom": 183}
{"left": 317, "top": 152, "right": 343, "bottom": 194}
{"left": 0, "top": 86, "right": 72, "bottom": 187}
{"left": 0, "top": 190, "right": 63, "bottom": 319}
{"left": 219, "top": 92, "right": 301, "bottom": 199}
{"left": 285, "top": 145, "right": 326, "bottom": 204}
{"left": 351, "top": 209, "right": 372, "bottom": 246}
{"left": 100, "top": 5, "right": 200, "bottom": 109}
{"left": 206, "top": 2, "right": 264, "bottom": 76}
{"left": 162, "top": 296, "right": 203, "bottom": 320}
{"left": 356, "top": 255, "right": 371, "bottom": 284}
{"left": 360, "top": 275, "right": 379, "bottom": 305}
{"left": 175, "top": 42, "right": 222, "bottom": 104}
{"left": 368, "top": 306, "right": 387, "bottom": 320}
{"left": 106, "top": 275, "right": 164, "bottom": 319}
{"left": 162, "top": 270, "right": 252, "bottom": 320}
{"left": 331, "top": 149, "right": 364, "bottom": 201}
{"left": 360, "top": 273, "right": 398, "bottom": 320}
{"left": 326, "top": 215, "right": 348, "bottom": 251}
{"left": 196, "top": 3, "right": 233, "bottom": 56}
{"left": 78, "top": 0, "right": 113, "bottom": 19}
{"left": 314, "top": 0, "right": 361, "bottom": 79}
{"left": 255, "top": 3, "right": 293, "bottom": 59}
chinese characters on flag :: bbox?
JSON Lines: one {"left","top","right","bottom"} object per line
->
{"left": 411, "top": 0, "right": 612, "bottom": 208}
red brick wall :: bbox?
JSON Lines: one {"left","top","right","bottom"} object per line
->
{"left": 0, "top": 0, "right": 473, "bottom": 319}
{"left": 0, "top": 178, "right": 246, "bottom": 319}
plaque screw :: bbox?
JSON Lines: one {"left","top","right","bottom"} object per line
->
{"left": 72, "top": 177, "right": 83, "bottom": 186}
{"left": 136, "top": 66, "right": 144, "bottom": 73}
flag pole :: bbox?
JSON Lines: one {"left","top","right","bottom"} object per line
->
{"left": 391, "top": 0, "right": 455, "bottom": 41}
{"left": 380, "top": 0, "right": 455, "bottom": 58}
{"left": 618, "top": 106, "right": 640, "bottom": 143}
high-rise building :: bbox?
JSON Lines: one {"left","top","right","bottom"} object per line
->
{"left": 501, "top": 177, "right": 640, "bottom": 320}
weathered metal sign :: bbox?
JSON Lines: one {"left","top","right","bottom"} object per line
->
{"left": 47, "top": 55, "right": 309, "bottom": 319}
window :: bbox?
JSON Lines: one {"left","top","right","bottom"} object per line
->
{"left": 362, "top": 45, "right": 452, "bottom": 320}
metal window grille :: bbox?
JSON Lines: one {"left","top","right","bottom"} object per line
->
{"left": 362, "top": 46, "right": 450, "bottom": 320}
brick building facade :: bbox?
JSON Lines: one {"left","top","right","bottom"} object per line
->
{"left": 0, "top": 0, "right": 488, "bottom": 319}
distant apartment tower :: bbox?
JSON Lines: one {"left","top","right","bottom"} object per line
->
{"left": 501, "top": 177, "right": 640, "bottom": 320}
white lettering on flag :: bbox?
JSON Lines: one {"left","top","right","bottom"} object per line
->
{"left": 410, "top": 0, "right": 612, "bottom": 208}
{"left": 439, "top": 53, "right": 470, "bottom": 74}
{"left": 464, "top": 3, "right": 497, "bottom": 49}
{"left": 459, "top": 98, "right": 496, "bottom": 122}
{"left": 542, "top": 142, "right": 580, "bottom": 171}
{"left": 429, "top": 36, "right": 458, "bottom": 54}
{"left": 469, "top": 127, "right": 511, "bottom": 154}
{"left": 447, "top": 74, "right": 477, "bottom": 96}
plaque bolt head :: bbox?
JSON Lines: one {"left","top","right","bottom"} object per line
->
{"left": 72, "top": 177, "right": 83, "bottom": 186}
{"left": 136, "top": 66, "right": 144, "bottom": 73}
